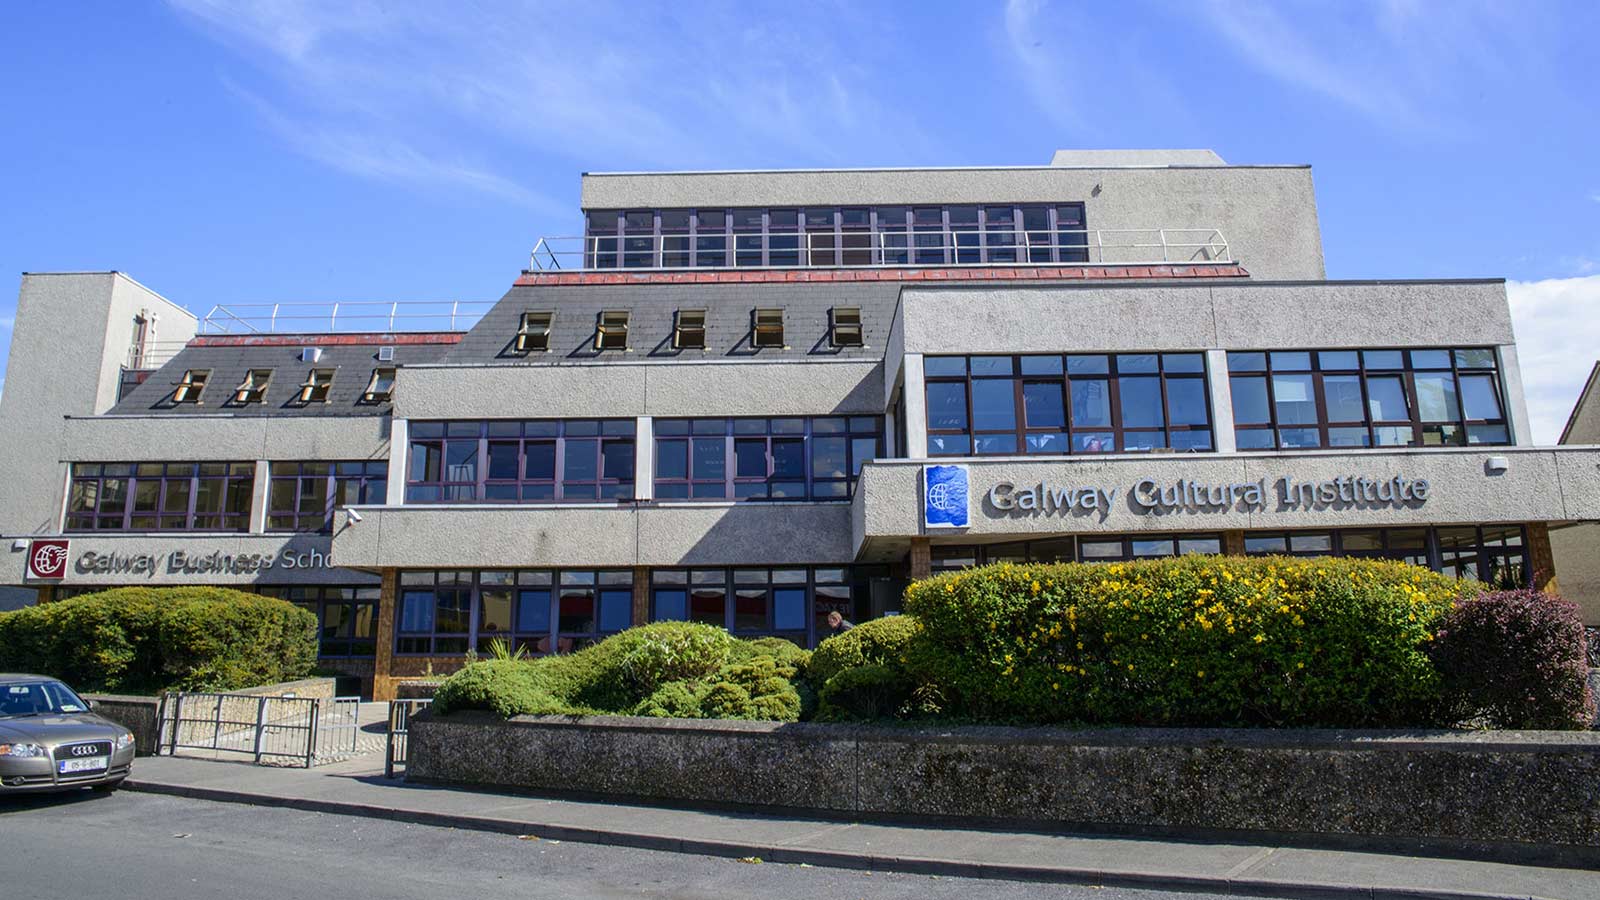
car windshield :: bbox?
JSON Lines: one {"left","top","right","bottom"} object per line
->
{"left": 0, "top": 681, "right": 90, "bottom": 717}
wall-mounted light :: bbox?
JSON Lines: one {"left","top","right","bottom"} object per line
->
{"left": 11, "top": 539, "right": 27, "bottom": 551}
{"left": 1485, "top": 456, "right": 1510, "bottom": 474}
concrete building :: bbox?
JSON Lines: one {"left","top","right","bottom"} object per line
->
{"left": 1551, "top": 362, "right": 1600, "bottom": 623}
{"left": 5, "top": 149, "right": 1598, "bottom": 699}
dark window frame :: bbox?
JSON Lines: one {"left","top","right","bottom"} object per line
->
{"left": 395, "top": 568, "right": 634, "bottom": 656}
{"left": 652, "top": 416, "right": 882, "bottom": 501}
{"left": 1228, "top": 348, "right": 1510, "bottom": 451}
{"left": 65, "top": 462, "right": 255, "bottom": 532}
{"left": 649, "top": 565, "right": 874, "bottom": 648}
{"left": 257, "top": 585, "right": 380, "bottom": 658}
{"left": 1242, "top": 525, "right": 1530, "bottom": 587}
{"left": 267, "top": 460, "right": 388, "bottom": 532}
{"left": 925, "top": 353, "right": 1214, "bottom": 457}
{"left": 930, "top": 534, "right": 1222, "bottom": 572}
{"left": 405, "top": 420, "right": 636, "bottom": 504}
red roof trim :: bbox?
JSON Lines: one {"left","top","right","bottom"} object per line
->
{"left": 189, "top": 332, "right": 464, "bottom": 348}
{"left": 513, "top": 263, "right": 1249, "bottom": 287}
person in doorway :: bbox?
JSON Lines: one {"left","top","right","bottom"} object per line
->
{"left": 824, "top": 610, "right": 854, "bottom": 637}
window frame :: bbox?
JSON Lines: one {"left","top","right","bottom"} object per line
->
{"left": 172, "top": 369, "right": 210, "bottom": 404}
{"left": 395, "top": 568, "right": 634, "bottom": 656}
{"left": 404, "top": 420, "right": 636, "bottom": 504}
{"left": 266, "top": 460, "right": 389, "bottom": 532}
{"left": 652, "top": 416, "right": 881, "bottom": 501}
{"left": 361, "top": 367, "right": 396, "bottom": 403}
{"left": 595, "top": 310, "right": 629, "bottom": 351}
{"left": 298, "top": 368, "right": 335, "bottom": 404}
{"left": 515, "top": 311, "right": 553, "bottom": 353}
{"left": 829, "top": 307, "right": 864, "bottom": 347}
{"left": 65, "top": 462, "right": 255, "bottom": 532}
{"left": 232, "top": 369, "right": 272, "bottom": 404}
{"left": 1227, "top": 348, "right": 1510, "bottom": 451}
{"left": 257, "top": 585, "right": 380, "bottom": 657}
{"left": 752, "top": 308, "right": 785, "bottom": 349}
{"left": 673, "top": 309, "right": 707, "bottom": 350}
{"left": 924, "top": 353, "right": 1214, "bottom": 457}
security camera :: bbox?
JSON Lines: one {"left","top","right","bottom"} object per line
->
{"left": 347, "top": 509, "right": 364, "bottom": 524}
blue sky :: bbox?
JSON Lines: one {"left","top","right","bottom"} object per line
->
{"left": 2, "top": 0, "right": 1597, "bottom": 438}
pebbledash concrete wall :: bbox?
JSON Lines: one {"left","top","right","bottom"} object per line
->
{"left": 408, "top": 713, "right": 1600, "bottom": 858}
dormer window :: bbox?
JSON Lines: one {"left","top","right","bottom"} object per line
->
{"left": 233, "top": 369, "right": 272, "bottom": 404}
{"left": 173, "top": 369, "right": 209, "bottom": 403}
{"left": 674, "top": 309, "right": 706, "bottom": 350}
{"left": 595, "top": 311, "right": 629, "bottom": 351}
{"left": 299, "top": 368, "right": 335, "bottom": 403}
{"left": 752, "top": 308, "right": 784, "bottom": 349}
{"left": 830, "top": 307, "right": 863, "bottom": 347}
{"left": 362, "top": 367, "right": 396, "bottom": 403}
{"left": 516, "top": 311, "right": 552, "bottom": 353}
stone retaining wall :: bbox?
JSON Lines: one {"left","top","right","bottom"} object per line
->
{"left": 83, "top": 694, "right": 160, "bottom": 756}
{"left": 408, "top": 713, "right": 1600, "bottom": 857}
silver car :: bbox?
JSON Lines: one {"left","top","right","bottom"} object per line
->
{"left": 0, "top": 675, "right": 135, "bottom": 793}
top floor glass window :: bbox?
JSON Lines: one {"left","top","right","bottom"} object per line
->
{"left": 65, "top": 462, "right": 254, "bottom": 532}
{"left": 583, "top": 204, "right": 1089, "bottom": 268}
{"left": 1227, "top": 348, "right": 1509, "bottom": 450}
{"left": 653, "top": 416, "right": 881, "bottom": 500}
{"left": 925, "top": 353, "right": 1212, "bottom": 456}
{"left": 406, "top": 420, "right": 635, "bottom": 503}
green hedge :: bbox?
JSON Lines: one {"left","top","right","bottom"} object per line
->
{"left": 904, "top": 556, "right": 1474, "bottom": 727}
{"left": 434, "top": 622, "right": 808, "bottom": 720}
{"left": 0, "top": 587, "right": 318, "bottom": 694}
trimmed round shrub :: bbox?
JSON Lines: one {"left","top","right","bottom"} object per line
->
{"left": 809, "top": 615, "right": 920, "bottom": 684}
{"left": 615, "top": 621, "right": 734, "bottom": 695}
{"left": 699, "top": 681, "right": 754, "bottom": 719}
{"left": 905, "top": 556, "right": 1473, "bottom": 727}
{"left": 633, "top": 681, "right": 703, "bottom": 718}
{"left": 432, "top": 659, "right": 559, "bottom": 718}
{"left": 735, "top": 636, "right": 812, "bottom": 674}
{"left": 1429, "top": 590, "right": 1596, "bottom": 730}
{"left": 0, "top": 587, "right": 317, "bottom": 693}
{"left": 817, "top": 664, "right": 912, "bottom": 721}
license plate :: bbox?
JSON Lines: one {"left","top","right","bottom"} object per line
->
{"left": 58, "top": 757, "right": 107, "bottom": 774}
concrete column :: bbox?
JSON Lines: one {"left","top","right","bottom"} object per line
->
{"left": 631, "top": 566, "right": 650, "bottom": 627}
{"left": 884, "top": 410, "right": 898, "bottom": 458}
{"left": 248, "top": 461, "right": 270, "bottom": 533}
{"left": 635, "top": 416, "right": 654, "bottom": 500}
{"left": 903, "top": 354, "right": 928, "bottom": 458}
{"left": 1222, "top": 531, "right": 1246, "bottom": 556}
{"left": 1497, "top": 345, "right": 1536, "bottom": 446}
{"left": 372, "top": 568, "right": 399, "bottom": 702}
{"left": 1527, "top": 522, "right": 1560, "bottom": 594}
{"left": 1205, "top": 349, "right": 1237, "bottom": 453}
{"left": 909, "top": 536, "right": 931, "bottom": 581}
{"left": 386, "top": 418, "right": 409, "bottom": 505}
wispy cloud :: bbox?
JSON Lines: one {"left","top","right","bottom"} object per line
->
{"left": 166, "top": 0, "right": 934, "bottom": 201}
{"left": 1507, "top": 275, "right": 1600, "bottom": 443}
{"left": 1001, "top": 0, "right": 1093, "bottom": 137}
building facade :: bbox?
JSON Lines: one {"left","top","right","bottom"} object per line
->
{"left": 1551, "top": 362, "right": 1600, "bottom": 624}
{"left": 4, "top": 149, "right": 1598, "bottom": 699}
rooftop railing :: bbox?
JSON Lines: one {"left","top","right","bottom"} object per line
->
{"left": 529, "top": 227, "right": 1231, "bottom": 272}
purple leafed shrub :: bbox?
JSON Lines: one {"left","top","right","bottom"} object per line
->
{"left": 1430, "top": 590, "right": 1596, "bottom": 730}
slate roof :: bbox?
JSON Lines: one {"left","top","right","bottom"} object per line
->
{"left": 108, "top": 338, "right": 457, "bottom": 417}
{"left": 441, "top": 280, "right": 904, "bottom": 364}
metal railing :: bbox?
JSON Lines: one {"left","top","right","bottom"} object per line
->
{"left": 529, "top": 227, "right": 1232, "bottom": 272}
{"left": 193, "top": 299, "right": 495, "bottom": 336}
{"left": 156, "top": 692, "right": 364, "bottom": 768}
{"left": 384, "top": 698, "right": 432, "bottom": 778}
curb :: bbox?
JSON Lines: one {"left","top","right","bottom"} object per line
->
{"left": 121, "top": 779, "right": 1547, "bottom": 900}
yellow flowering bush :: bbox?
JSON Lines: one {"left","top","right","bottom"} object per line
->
{"left": 903, "top": 555, "right": 1473, "bottom": 727}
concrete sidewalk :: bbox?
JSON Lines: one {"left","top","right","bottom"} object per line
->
{"left": 123, "top": 755, "right": 1595, "bottom": 900}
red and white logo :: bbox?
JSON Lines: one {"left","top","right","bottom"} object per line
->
{"left": 27, "top": 539, "right": 70, "bottom": 580}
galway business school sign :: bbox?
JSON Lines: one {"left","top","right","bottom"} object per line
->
{"left": 923, "top": 465, "right": 1431, "bottom": 528}
{"left": 25, "top": 538, "right": 335, "bottom": 580}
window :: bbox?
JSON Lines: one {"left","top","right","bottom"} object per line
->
{"left": 925, "top": 353, "right": 1212, "bottom": 456}
{"left": 172, "top": 370, "right": 209, "bottom": 404}
{"left": 583, "top": 204, "right": 1090, "bottom": 268}
{"left": 596, "top": 311, "right": 629, "bottom": 351}
{"left": 1228, "top": 348, "right": 1509, "bottom": 450}
{"left": 673, "top": 309, "right": 706, "bottom": 350}
{"left": 257, "top": 586, "right": 379, "bottom": 657}
{"left": 233, "top": 369, "right": 271, "bottom": 404}
{"left": 397, "top": 569, "right": 633, "bottom": 656}
{"left": 267, "top": 461, "right": 388, "bottom": 531}
{"left": 298, "top": 369, "right": 334, "bottom": 403}
{"left": 1241, "top": 526, "right": 1530, "bottom": 588}
{"left": 931, "top": 535, "right": 1218, "bottom": 572}
{"left": 650, "top": 566, "right": 881, "bottom": 647}
{"left": 653, "top": 417, "right": 881, "bottom": 500}
{"left": 752, "top": 308, "right": 784, "bottom": 348}
{"left": 830, "top": 307, "right": 863, "bottom": 347}
{"left": 65, "top": 462, "right": 254, "bottom": 532}
{"left": 406, "top": 420, "right": 635, "bottom": 503}
{"left": 362, "top": 367, "right": 395, "bottom": 403}
{"left": 515, "top": 311, "right": 553, "bottom": 353}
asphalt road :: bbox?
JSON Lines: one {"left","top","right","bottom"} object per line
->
{"left": 0, "top": 789, "right": 1239, "bottom": 900}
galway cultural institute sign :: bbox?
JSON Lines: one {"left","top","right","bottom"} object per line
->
{"left": 989, "top": 475, "right": 1431, "bottom": 515}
